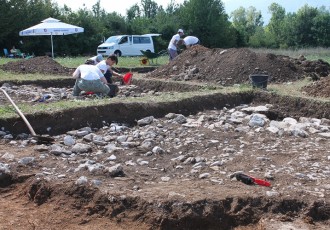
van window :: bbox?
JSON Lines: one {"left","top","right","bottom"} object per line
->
{"left": 119, "top": 36, "right": 128, "bottom": 44}
{"left": 133, "top": 37, "right": 151, "bottom": 44}
{"left": 105, "top": 36, "right": 120, "bottom": 43}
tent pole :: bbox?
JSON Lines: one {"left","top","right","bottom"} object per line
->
{"left": 51, "top": 33, "right": 54, "bottom": 59}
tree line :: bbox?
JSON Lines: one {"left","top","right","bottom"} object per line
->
{"left": 1, "top": 0, "right": 329, "bottom": 57}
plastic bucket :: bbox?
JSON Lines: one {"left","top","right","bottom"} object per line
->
{"left": 249, "top": 74, "right": 269, "bottom": 89}
{"left": 123, "top": 72, "right": 133, "bottom": 85}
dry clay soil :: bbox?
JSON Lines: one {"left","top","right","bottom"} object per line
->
{"left": 0, "top": 48, "right": 330, "bottom": 230}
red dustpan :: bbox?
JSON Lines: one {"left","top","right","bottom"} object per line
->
{"left": 123, "top": 72, "right": 133, "bottom": 85}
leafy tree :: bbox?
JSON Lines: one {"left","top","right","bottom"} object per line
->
{"left": 267, "top": 3, "right": 286, "bottom": 48}
{"left": 312, "top": 6, "right": 330, "bottom": 47}
{"left": 179, "top": 0, "right": 235, "bottom": 48}
{"left": 293, "top": 5, "right": 320, "bottom": 47}
{"left": 126, "top": 4, "right": 141, "bottom": 21}
{"left": 141, "top": 0, "right": 159, "bottom": 18}
{"left": 231, "top": 7, "right": 248, "bottom": 46}
{"left": 248, "top": 26, "right": 276, "bottom": 48}
{"left": 231, "top": 6, "right": 263, "bottom": 46}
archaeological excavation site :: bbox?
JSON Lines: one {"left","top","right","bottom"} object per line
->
{"left": 0, "top": 46, "right": 330, "bottom": 229}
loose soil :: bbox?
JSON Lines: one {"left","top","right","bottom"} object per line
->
{"left": 0, "top": 56, "right": 74, "bottom": 75}
{"left": 146, "top": 46, "right": 330, "bottom": 97}
{"left": 0, "top": 48, "right": 330, "bottom": 229}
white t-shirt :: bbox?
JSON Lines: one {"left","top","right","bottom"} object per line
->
{"left": 168, "top": 34, "right": 181, "bottom": 50}
{"left": 96, "top": 60, "right": 110, "bottom": 73}
{"left": 184, "top": 36, "right": 199, "bottom": 46}
{"left": 73, "top": 64, "right": 104, "bottom": 80}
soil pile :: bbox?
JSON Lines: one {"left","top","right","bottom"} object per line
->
{"left": 147, "top": 46, "right": 305, "bottom": 85}
{"left": 147, "top": 46, "right": 330, "bottom": 87}
{"left": 292, "top": 55, "right": 330, "bottom": 80}
{"left": 0, "top": 56, "right": 73, "bottom": 76}
{"left": 302, "top": 77, "right": 330, "bottom": 98}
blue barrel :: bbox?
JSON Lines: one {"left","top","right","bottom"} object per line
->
{"left": 249, "top": 74, "right": 269, "bottom": 89}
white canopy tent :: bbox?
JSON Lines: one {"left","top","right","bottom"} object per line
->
{"left": 19, "top": 17, "right": 84, "bottom": 58}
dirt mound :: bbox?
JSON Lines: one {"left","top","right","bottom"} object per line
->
{"left": 302, "top": 76, "right": 330, "bottom": 98}
{"left": 292, "top": 56, "right": 330, "bottom": 80}
{"left": 147, "top": 46, "right": 330, "bottom": 87}
{"left": 0, "top": 56, "right": 73, "bottom": 76}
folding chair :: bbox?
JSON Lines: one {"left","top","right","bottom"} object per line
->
{"left": 3, "top": 48, "right": 14, "bottom": 58}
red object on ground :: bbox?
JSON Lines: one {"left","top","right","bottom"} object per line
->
{"left": 85, "top": 91, "right": 95, "bottom": 95}
{"left": 250, "top": 176, "right": 271, "bottom": 187}
{"left": 123, "top": 72, "right": 133, "bottom": 85}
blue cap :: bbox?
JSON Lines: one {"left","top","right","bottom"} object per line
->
{"left": 97, "top": 54, "right": 103, "bottom": 62}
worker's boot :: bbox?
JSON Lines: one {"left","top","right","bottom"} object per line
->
{"left": 108, "top": 84, "right": 119, "bottom": 98}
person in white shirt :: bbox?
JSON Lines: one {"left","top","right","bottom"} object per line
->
{"left": 167, "top": 29, "right": 184, "bottom": 61}
{"left": 72, "top": 62, "right": 111, "bottom": 96}
{"left": 181, "top": 36, "right": 200, "bottom": 48}
{"left": 85, "top": 54, "right": 103, "bottom": 65}
{"left": 96, "top": 54, "right": 123, "bottom": 84}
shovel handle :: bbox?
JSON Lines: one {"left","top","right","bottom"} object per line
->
{"left": 0, "top": 88, "right": 37, "bottom": 136}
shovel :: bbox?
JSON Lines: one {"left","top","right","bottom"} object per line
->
{"left": 0, "top": 88, "right": 54, "bottom": 144}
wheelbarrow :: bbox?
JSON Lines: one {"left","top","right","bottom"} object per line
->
{"left": 140, "top": 50, "right": 168, "bottom": 64}
{"left": 0, "top": 88, "right": 54, "bottom": 144}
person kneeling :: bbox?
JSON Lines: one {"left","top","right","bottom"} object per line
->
{"left": 72, "top": 62, "right": 118, "bottom": 97}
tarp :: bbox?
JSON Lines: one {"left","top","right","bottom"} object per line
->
{"left": 19, "top": 17, "right": 84, "bottom": 58}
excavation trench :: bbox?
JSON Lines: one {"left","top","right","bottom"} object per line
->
{"left": 1, "top": 78, "right": 330, "bottom": 229}
{"left": 0, "top": 78, "right": 329, "bottom": 136}
{"left": 1, "top": 176, "right": 329, "bottom": 230}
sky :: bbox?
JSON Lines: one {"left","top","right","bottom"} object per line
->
{"left": 54, "top": 0, "right": 330, "bottom": 24}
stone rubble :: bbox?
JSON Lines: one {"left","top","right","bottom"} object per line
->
{"left": 1, "top": 104, "right": 330, "bottom": 199}
{"left": 0, "top": 83, "right": 150, "bottom": 105}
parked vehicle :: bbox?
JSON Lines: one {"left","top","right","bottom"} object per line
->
{"left": 97, "top": 34, "right": 161, "bottom": 57}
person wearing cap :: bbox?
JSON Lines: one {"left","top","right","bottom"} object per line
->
{"left": 167, "top": 29, "right": 184, "bottom": 61}
{"left": 72, "top": 62, "right": 112, "bottom": 97}
{"left": 97, "top": 54, "right": 123, "bottom": 84}
{"left": 85, "top": 54, "right": 103, "bottom": 65}
{"left": 180, "top": 36, "right": 200, "bottom": 49}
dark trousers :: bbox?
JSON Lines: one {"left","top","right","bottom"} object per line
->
{"left": 104, "top": 70, "right": 112, "bottom": 83}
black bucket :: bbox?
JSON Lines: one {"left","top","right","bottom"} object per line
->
{"left": 249, "top": 74, "right": 269, "bottom": 89}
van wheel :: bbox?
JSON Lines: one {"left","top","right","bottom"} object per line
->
{"left": 114, "top": 50, "right": 121, "bottom": 57}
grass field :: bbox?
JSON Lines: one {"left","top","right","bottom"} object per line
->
{"left": 0, "top": 55, "right": 170, "bottom": 68}
{"left": 252, "top": 47, "right": 330, "bottom": 64}
{"left": 56, "top": 55, "right": 170, "bottom": 68}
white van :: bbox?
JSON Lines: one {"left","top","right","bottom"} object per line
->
{"left": 97, "top": 34, "right": 161, "bottom": 57}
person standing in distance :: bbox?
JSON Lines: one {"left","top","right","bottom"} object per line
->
{"left": 167, "top": 29, "right": 184, "bottom": 61}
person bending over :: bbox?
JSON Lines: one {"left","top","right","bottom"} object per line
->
{"left": 181, "top": 36, "right": 200, "bottom": 49}
{"left": 72, "top": 62, "right": 116, "bottom": 97}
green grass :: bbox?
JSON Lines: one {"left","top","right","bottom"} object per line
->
{"left": 252, "top": 47, "right": 330, "bottom": 64}
{"left": 267, "top": 79, "right": 329, "bottom": 102}
{"left": 0, "top": 69, "right": 69, "bottom": 81}
{"left": 0, "top": 86, "right": 247, "bottom": 118}
{"left": 56, "top": 55, "right": 169, "bottom": 68}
